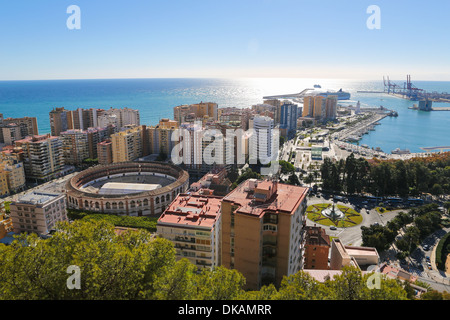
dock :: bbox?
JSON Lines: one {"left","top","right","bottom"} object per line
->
{"left": 263, "top": 88, "right": 313, "bottom": 100}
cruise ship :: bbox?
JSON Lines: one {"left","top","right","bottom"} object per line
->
{"left": 310, "top": 88, "right": 351, "bottom": 100}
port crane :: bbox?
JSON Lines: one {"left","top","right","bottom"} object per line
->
{"left": 383, "top": 76, "right": 401, "bottom": 94}
{"left": 403, "top": 74, "right": 424, "bottom": 100}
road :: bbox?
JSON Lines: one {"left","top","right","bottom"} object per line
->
{"left": 305, "top": 194, "right": 401, "bottom": 246}
{"left": 305, "top": 195, "right": 450, "bottom": 291}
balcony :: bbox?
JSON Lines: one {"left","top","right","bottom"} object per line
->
{"left": 174, "top": 236, "right": 195, "bottom": 243}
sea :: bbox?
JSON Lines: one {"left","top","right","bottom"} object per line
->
{"left": 0, "top": 78, "right": 449, "bottom": 154}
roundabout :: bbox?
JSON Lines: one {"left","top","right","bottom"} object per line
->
{"left": 306, "top": 203, "right": 363, "bottom": 228}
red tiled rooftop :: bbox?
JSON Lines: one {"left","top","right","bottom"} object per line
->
{"left": 158, "top": 192, "right": 222, "bottom": 229}
{"left": 223, "top": 179, "right": 308, "bottom": 217}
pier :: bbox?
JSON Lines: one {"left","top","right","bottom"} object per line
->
{"left": 263, "top": 88, "right": 313, "bottom": 100}
{"left": 420, "top": 146, "right": 450, "bottom": 152}
{"left": 382, "top": 75, "right": 450, "bottom": 102}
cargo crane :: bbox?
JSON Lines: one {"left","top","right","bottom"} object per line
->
{"left": 383, "top": 76, "right": 401, "bottom": 94}
{"left": 404, "top": 74, "right": 424, "bottom": 100}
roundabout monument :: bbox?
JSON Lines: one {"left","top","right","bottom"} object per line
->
{"left": 306, "top": 202, "right": 363, "bottom": 228}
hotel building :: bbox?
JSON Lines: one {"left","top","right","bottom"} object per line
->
{"left": 157, "top": 190, "right": 222, "bottom": 269}
{"left": 221, "top": 179, "right": 308, "bottom": 290}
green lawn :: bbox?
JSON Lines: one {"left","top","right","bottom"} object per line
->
{"left": 375, "top": 207, "right": 391, "bottom": 214}
{"left": 306, "top": 203, "right": 363, "bottom": 228}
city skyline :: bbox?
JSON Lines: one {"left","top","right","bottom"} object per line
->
{"left": 1, "top": 0, "right": 450, "bottom": 81}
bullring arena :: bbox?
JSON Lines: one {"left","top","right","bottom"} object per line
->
{"left": 65, "top": 162, "right": 189, "bottom": 216}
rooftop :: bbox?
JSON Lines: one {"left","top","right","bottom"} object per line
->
{"left": 223, "top": 179, "right": 308, "bottom": 217}
{"left": 158, "top": 192, "right": 222, "bottom": 229}
{"left": 98, "top": 182, "right": 162, "bottom": 195}
{"left": 14, "top": 190, "right": 62, "bottom": 205}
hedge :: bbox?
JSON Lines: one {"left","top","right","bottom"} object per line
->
{"left": 436, "top": 232, "right": 450, "bottom": 271}
{"left": 67, "top": 209, "right": 158, "bottom": 232}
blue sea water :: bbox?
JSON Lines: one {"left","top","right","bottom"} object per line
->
{"left": 0, "top": 78, "right": 449, "bottom": 153}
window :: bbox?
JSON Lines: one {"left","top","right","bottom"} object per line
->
{"left": 263, "top": 213, "right": 278, "bottom": 224}
{"left": 263, "top": 224, "right": 277, "bottom": 232}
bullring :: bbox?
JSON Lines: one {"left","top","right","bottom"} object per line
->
{"left": 65, "top": 162, "right": 189, "bottom": 216}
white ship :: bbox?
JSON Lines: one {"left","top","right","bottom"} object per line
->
{"left": 311, "top": 88, "right": 351, "bottom": 100}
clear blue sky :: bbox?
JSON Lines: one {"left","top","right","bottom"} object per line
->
{"left": 1, "top": 0, "right": 449, "bottom": 80}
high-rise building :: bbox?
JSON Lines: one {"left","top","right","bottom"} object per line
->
{"left": 0, "top": 123, "right": 23, "bottom": 145}
{"left": 2, "top": 116, "right": 39, "bottom": 137}
{"left": 280, "top": 102, "right": 299, "bottom": 139}
{"left": 98, "top": 107, "right": 140, "bottom": 128}
{"left": 49, "top": 107, "right": 70, "bottom": 136}
{"left": 157, "top": 191, "right": 223, "bottom": 270}
{"left": 67, "top": 108, "right": 105, "bottom": 131}
{"left": 9, "top": 190, "right": 67, "bottom": 235}
{"left": 174, "top": 102, "right": 218, "bottom": 124}
{"left": 249, "top": 115, "right": 275, "bottom": 165}
{"left": 111, "top": 126, "right": 144, "bottom": 163}
{"left": 313, "top": 96, "right": 325, "bottom": 119}
{"left": 147, "top": 119, "right": 179, "bottom": 157}
{"left": 60, "top": 129, "right": 89, "bottom": 165}
{"left": 86, "top": 127, "right": 110, "bottom": 159}
{"left": 15, "top": 134, "right": 65, "bottom": 182}
{"left": 0, "top": 154, "right": 26, "bottom": 194}
{"left": 221, "top": 179, "right": 308, "bottom": 290}
{"left": 325, "top": 96, "right": 338, "bottom": 120}
{"left": 303, "top": 95, "right": 336, "bottom": 121}
{"left": 302, "top": 96, "right": 314, "bottom": 117}
{"left": 263, "top": 99, "right": 282, "bottom": 124}
{"left": 97, "top": 139, "right": 113, "bottom": 165}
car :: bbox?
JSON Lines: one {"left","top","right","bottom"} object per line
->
{"left": 330, "top": 226, "right": 337, "bottom": 230}
{"left": 423, "top": 245, "right": 430, "bottom": 251}
{"left": 426, "top": 256, "right": 431, "bottom": 262}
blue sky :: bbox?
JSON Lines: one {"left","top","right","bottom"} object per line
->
{"left": 1, "top": 0, "right": 450, "bottom": 80}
